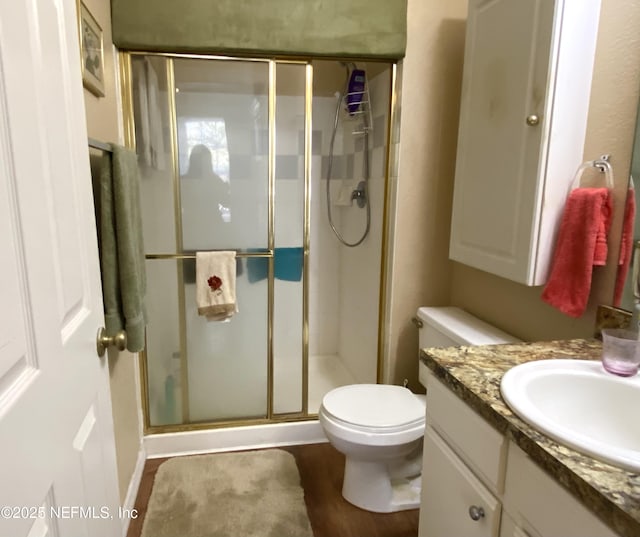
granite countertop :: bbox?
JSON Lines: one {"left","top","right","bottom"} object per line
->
{"left": 420, "top": 338, "right": 640, "bottom": 537}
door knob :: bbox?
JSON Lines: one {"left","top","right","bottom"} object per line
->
{"left": 96, "top": 327, "right": 127, "bottom": 357}
{"left": 526, "top": 114, "right": 540, "bottom": 126}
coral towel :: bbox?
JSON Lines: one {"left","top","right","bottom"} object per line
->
{"left": 196, "top": 251, "right": 238, "bottom": 321}
{"left": 614, "top": 188, "right": 636, "bottom": 307}
{"left": 541, "top": 188, "right": 612, "bottom": 318}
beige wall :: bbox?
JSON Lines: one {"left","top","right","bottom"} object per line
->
{"left": 81, "top": 0, "right": 143, "bottom": 505}
{"left": 450, "top": 0, "right": 640, "bottom": 342}
{"left": 385, "top": 0, "right": 468, "bottom": 389}
{"left": 387, "top": 0, "right": 640, "bottom": 388}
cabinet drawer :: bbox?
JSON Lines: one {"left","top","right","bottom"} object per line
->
{"left": 504, "top": 442, "right": 619, "bottom": 537}
{"left": 426, "top": 375, "right": 506, "bottom": 492}
{"left": 419, "top": 426, "right": 501, "bottom": 537}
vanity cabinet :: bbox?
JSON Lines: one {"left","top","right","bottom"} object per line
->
{"left": 419, "top": 369, "right": 621, "bottom": 537}
{"left": 448, "top": 0, "right": 601, "bottom": 285}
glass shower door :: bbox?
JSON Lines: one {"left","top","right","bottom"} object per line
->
{"left": 272, "top": 63, "right": 307, "bottom": 415}
{"left": 135, "top": 55, "right": 272, "bottom": 426}
{"left": 134, "top": 54, "right": 310, "bottom": 429}
{"left": 174, "top": 58, "right": 270, "bottom": 423}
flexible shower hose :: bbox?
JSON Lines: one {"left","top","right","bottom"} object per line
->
{"left": 325, "top": 65, "right": 371, "bottom": 248}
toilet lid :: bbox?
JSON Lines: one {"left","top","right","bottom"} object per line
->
{"left": 321, "top": 384, "right": 425, "bottom": 429}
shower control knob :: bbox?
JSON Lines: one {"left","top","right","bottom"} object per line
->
{"left": 526, "top": 114, "right": 540, "bottom": 126}
{"left": 468, "top": 505, "right": 485, "bottom": 521}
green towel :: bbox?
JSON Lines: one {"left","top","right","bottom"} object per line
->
{"left": 100, "top": 144, "right": 147, "bottom": 352}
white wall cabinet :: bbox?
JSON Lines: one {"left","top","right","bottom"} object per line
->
{"left": 449, "top": 0, "right": 601, "bottom": 285}
{"left": 419, "top": 372, "right": 620, "bottom": 537}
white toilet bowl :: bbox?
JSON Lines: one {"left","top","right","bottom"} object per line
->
{"left": 317, "top": 307, "right": 519, "bottom": 513}
{"left": 318, "top": 384, "right": 426, "bottom": 513}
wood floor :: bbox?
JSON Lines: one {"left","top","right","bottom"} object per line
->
{"left": 126, "top": 442, "right": 419, "bottom": 537}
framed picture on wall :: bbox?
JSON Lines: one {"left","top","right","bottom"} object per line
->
{"left": 78, "top": 1, "right": 105, "bottom": 97}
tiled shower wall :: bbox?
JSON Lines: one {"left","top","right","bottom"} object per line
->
{"left": 268, "top": 66, "right": 391, "bottom": 388}
{"left": 336, "top": 69, "right": 390, "bottom": 383}
{"left": 310, "top": 68, "right": 390, "bottom": 383}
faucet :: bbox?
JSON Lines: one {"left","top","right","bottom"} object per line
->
{"left": 350, "top": 181, "right": 367, "bottom": 208}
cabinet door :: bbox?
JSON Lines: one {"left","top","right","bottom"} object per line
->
{"left": 419, "top": 426, "right": 501, "bottom": 537}
{"left": 504, "top": 442, "right": 620, "bottom": 537}
{"left": 500, "top": 512, "right": 541, "bottom": 537}
{"left": 449, "top": 0, "right": 555, "bottom": 284}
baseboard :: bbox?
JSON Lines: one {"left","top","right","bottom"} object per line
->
{"left": 121, "top": 443, "right": 146, "bottom": 537}
{"left": 143, "top": 420, "right": 328, "bottom": 459}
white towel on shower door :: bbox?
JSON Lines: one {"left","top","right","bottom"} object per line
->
{"left": 196, "top": 251, "right": 238, "bottom": 321}
{"left": 134, "top": 58, "right": 166, "bottom": 171}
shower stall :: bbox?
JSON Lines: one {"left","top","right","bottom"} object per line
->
{"left": 122, "top": 53, "right": 395, "bottom": 431}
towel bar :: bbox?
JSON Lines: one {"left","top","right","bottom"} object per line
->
{"left": 88, "top": 137, "right": 112, "bottom": 152}
{"left": 146, "top": 251, "right": 273, "bottom": 260}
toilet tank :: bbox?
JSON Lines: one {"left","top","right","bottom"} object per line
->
{"left": 417, "top": 306, "right": 520, "bottom": 348}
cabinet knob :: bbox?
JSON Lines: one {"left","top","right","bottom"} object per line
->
{"left": 468, "top": 505, "right": 485, "bottom": 521}
{"left": 526, "top": 114, "right": 540, "bottom": 126}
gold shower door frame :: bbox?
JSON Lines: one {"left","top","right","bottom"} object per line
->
{"left": 119, "top": 52, "right": 396, "bottom": 434}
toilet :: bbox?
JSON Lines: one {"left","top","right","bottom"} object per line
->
{"left": 318, "top": 306, "right": 519, "bottom": 513}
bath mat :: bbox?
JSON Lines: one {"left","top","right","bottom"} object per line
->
{"left": 140, "top": 449, "right": 313, "bottom": 537}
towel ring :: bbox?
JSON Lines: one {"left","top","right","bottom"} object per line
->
{"left": 570, "top": 155, "right": 614, "bottom": 191}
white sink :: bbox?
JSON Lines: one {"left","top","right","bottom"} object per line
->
{"left": 500, "top": 359, "right": 640, "bottom": 472}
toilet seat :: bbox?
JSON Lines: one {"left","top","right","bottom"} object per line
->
{"left": 319, "top": 384, "right": 426, "bottom": 445}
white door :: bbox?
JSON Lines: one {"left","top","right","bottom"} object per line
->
{"left": 0, "top": 0, "right": 121, "bottom": 536}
